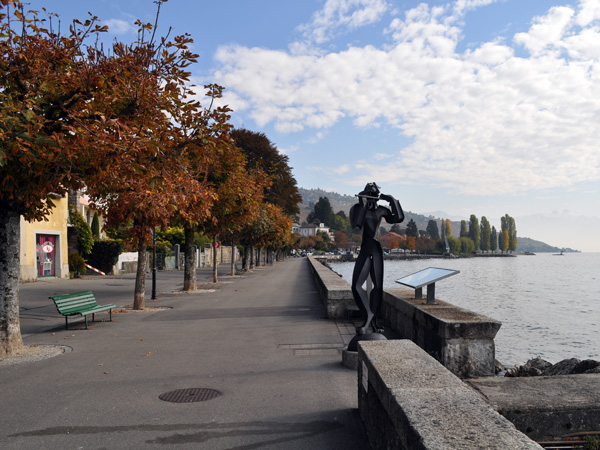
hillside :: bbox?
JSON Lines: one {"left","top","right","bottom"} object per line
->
{"left": 297, "top": 187, "right": 576, "bottom": 252}
{"left": 516, "top": 237, "right": 578, "bottom": 253}
{"left": 298, "top": 187, "right": 461, "bottom": 235}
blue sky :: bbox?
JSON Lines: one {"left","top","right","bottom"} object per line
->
{"left": 23, "top": 0, "right": 600, "bottom": 251}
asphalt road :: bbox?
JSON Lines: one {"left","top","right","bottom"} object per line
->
{"left": 1, "top": 258, "right": 370, "bottom": 450}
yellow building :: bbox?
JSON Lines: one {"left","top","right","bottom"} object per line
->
{"left": 20, "top": 195, "right": 70, "bottom": 282}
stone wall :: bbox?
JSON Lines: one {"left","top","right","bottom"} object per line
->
{"left": 307, "top": 257, "right": 501, "bottom": 377}
{"left": 381, "top": 288, "right": 501, "bottom": 378}
{"left": 307, "top": 256, "right": 355, "bottom": 319}
{"left": 358, "top": 340, "right": 542, "bottom": 450}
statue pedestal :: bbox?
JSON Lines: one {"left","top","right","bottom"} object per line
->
{"left": 342, "top": 333, "right": 387, "bottom": 369}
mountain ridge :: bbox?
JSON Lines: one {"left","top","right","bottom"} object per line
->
{"left": 297, "top": 187, "right": 578, "bottom": 253}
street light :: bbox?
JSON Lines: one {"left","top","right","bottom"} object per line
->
{"left": 152, "top": 227, "right": 157, "bottom": 301}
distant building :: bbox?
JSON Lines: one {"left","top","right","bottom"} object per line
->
{"left": 20, "top": 194, "right": 70, "bottom": 281}
{"left": 292, "top": 222, "right": 334, "bottom": 240}
{"left": 19, "top": 190, "right": 106, "bottom": 282}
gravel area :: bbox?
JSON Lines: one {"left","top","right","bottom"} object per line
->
{"left": 0, "top": 345, "right": 71, "bottom": 367}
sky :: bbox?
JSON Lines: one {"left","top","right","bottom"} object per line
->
{"left": 21, "top": 0, "right": 600, "bottom": 251}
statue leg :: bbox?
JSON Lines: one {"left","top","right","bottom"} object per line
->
{"left": 351, "top": 252, "right": 373, "bottom": 335}
{"left": 370, "top": 243, "right": 385, "bottom": 333}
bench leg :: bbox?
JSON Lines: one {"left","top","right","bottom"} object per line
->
{"left": 92, "top": 312, "right": 95, "bottom": 322}
{"left": 65, "top": 316, "right": 69, "bottom": 330}
{"left": 84, "top": 315, "right": 88, "bottom": 330}
{"left": 109, "top": 309, "right": 112, "bottom": 322}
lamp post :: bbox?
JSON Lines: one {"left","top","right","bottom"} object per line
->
{"left": 151, "top": 227, "right": 157, "bottom": 301}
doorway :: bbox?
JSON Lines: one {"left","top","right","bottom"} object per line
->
{"left": 36, "top": 234, "right": 56, "bottom": 277}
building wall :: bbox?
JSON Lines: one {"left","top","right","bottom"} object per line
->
{"left": 20, "top": 196, "right": 70, "bottom": 282}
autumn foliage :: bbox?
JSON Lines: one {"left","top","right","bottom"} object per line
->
{"left": 0, "top": 1, "right": 300, "bottom": 357}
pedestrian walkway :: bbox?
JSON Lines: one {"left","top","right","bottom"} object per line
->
{"left": 0, "top": 258, "right": 369, "bottom": 449}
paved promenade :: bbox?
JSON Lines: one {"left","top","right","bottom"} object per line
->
{"left": 1, "top": 258, "right": 369, "bottom": 449}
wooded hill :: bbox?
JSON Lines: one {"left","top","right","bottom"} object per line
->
{"left": 297, "top": 188, "right": 578, "bottom": 252}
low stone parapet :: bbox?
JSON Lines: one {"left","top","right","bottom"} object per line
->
{"left": 358, "top": 340, "right": 542, "bottom": 450}
{"left": 307, "top": 259, "right": 502, "bottom": 377}
{"left": 307, "top": 256, "right": 354, "bottom": 319}
{"left": 381, "top": 288, "right": 501, "bottom": 378}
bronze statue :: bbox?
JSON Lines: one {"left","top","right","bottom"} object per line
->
{"left": 350, "top": 183, "right": 404, "bottom": 337}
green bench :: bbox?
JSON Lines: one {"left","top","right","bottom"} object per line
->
{"left": 49, "top": 291, "right": 116, "bottom": 330}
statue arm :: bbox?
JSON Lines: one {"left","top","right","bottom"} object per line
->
{"left": 379, "top": 193, "right": 404, "bottom": 224}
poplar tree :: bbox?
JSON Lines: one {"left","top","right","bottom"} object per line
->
{"left": 508, "top": 216, "right": 517, "bottom": 252}
{"left": 469, "top": 214, "right": 480, "bottom": 251}
{"left": 480, "top": 216, "right": 491, "bottom": 252}
{"left": 490, "top": 226, "right": 498, "bottom": 252}
{"left": 444, "top": 219, "right": 453, "bottom": 238}
{"left": 460, "top": 220, "right": 469, "bottom": 238}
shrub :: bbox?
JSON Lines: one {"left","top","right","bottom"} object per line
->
{"left": 68, "top": 252, "right": 87, "bottom": 275}
{"left": 69, "top": 208, "right": 94, "bottom": 255}
{"left": 86, "top": 239, "right": 123, "bottom": 274}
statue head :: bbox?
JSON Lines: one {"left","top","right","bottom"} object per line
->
{"left": 364, "top": 182, "right": 380, "bottom": 209}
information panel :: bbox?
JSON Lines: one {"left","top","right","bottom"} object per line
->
{"left": 395, "top": 267, "right": 459, "bottom": 289}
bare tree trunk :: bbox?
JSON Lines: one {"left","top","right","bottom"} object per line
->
{"left": 0, "top": 211, "right": 25, "bottom": 358}
{"left": 183, "top": 226, "right": 197, "bottom": 291}
{"left": 212, "top": 234, "right": 218, "bottom": 284}
{"left": 242, "top": 245, "right": 249, "bottom": 272}
{"left": 133, "top": 240, "right": 147, "bottom": 310}
{"left": 250, "top": 247, "right": 255, "bottom": 270}
{"left": 230, "top": 242, "right": 236, "bottom": 276}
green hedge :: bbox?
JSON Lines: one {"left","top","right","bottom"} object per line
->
{"left": 86, "top": 240, "right": 123, "bottom": 274}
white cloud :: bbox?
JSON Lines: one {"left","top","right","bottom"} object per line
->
{"left": 576, "top": 0, "right": 600, "bottom": 26}
{"left": 211, "top": 0, "right": 600, "bottom": 197}
{"left": 298, "top": 0, "right": 390, "bottom": 45}
{"left": 105, "top": 18, "right": 136, "bottom": 35}
{"left": 513, "top": 6, "right": 574, "bottom": 55}
{"left": 333, "top": 164, "right": 351, "bottom": 174}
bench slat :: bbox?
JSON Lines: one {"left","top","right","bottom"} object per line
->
{"left": 50, "top": 291, "right": 95, "bottom": 301}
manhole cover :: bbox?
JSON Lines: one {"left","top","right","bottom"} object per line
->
{"left": 159, "top": 388, "right": 222, "bottom": 403}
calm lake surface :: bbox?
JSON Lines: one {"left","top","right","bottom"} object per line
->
{"left": 330, "top": 252, "right": 600, "bottom": 367}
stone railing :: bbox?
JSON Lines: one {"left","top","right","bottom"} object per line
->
{"left": 307, "top": 256, "right": 354, "bottom": 319}
{"left": 358, "top": 340, "right": 542, "bottom": 450}
{"left": 307, "top": 257, "right": 501, "bottom": 378}
{"left": 381, "top": 288, "right": 501, "bottom": 378}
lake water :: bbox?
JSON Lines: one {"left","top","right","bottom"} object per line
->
{"left": 330, "top": 253, "right": 600, "bottom": 367}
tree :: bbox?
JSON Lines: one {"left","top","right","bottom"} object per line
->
{"left": 499, "top": 214, "right": 516, "bottom": 253}
{"left": 91, "top": 213, "right": 100, "bottom": 240}
{"left": 307, "top": 197, "right": 335, "bottom": 227}
{"left": 415, "top": 236, "right": 435, "bottom": 254}
{"left": 231, "top": 129, "right": 301, "bottom": 217}
{"left": 460, "top": 237, "right": 475, "bottom": 254}
{"left": 333, "top": 213, "right": 350, "bottom": 234}
{"left": 480, "top": 216, "right": 491, "bottom": 252}
{"left": 406, "top": 218, "right": 419, "bottom": 238}
{"left": 444, "top": 219, "right": 453, "bottom": 238}
{"left": 426, "top": 220, "right": 440, "bottom": 240}
{"left": 84, "top": 21, "right": 216, "bottom": 310}
{"left": 405, "top": 236, "right": 416, "bottom": 252}
{"left": 333, "top": 231, "right": 347, "bottom": 249}
{"left": 508, "top": 215, "right": 517, "bottom": 252}
{"left": 490, "top": 226, "right": 498, "bottom": 252}
{"left": 390, "top": 223, "right": 402, "bottom": 234}
{"left": 468, "top": 214, "right": 480, "bottom": 251}
{"left": 460, "top": 220, "right": 469, "bottom": 238}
